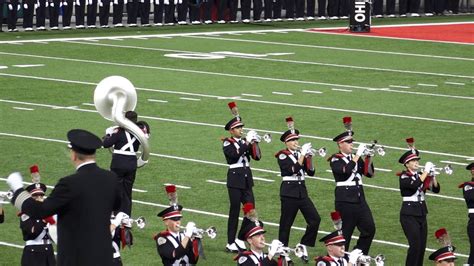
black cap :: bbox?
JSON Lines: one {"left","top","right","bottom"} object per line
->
{"left": 280, "top": 129, "right": 300, "bottom": 142}
{"left": 428, "top": 246, "right": 456, "bottom": 262}
{"left": 225, "top": 117, "right": 244, "bottom": 131}
{"left": 319, "top": 230, "right": 346, "bottom": 246}
{"left": 137, "top": 121, "right": 150, "bottom": 134}
{"left": 467, "top": 162, "right": 474, "bottom": 170}
{"left": 238, "top": 220, "right": 265, "bottom": 240}
{"left": 125, "top": 111, "right": 138, "bottom": 123}
{"left": 332, "top": 131, "right": 354, "bottom": 143}
{"left": 398, "top": 149, "right": 420, "bottom": 164}
{"left": 25, "top": 183, "right": 47, "bottom": 196}
{"left": 67, "top": 129, "right": 102, "bottom": 155}
{"left": 157, "top": 205, "right": 183, "bottom": 221}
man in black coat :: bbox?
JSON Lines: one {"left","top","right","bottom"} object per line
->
{"left": 459, "top": 162, "right": 474, "bottom": 264}
{"left": 8, "top": 129, "right": 121, "bottom": 266}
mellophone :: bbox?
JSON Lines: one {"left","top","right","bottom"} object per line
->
{"left": 344, "top": 252, "right": 385, "bottom": 264}
{"left": 177, "top": 225, "right": 217, "bottom": 239}
{"left": 0, "top": 191, "right": 13, "bottom": 204}
{"left": 262, "top": 242, "right": 304, "bottom": 258}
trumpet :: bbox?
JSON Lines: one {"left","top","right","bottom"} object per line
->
{"left": 178, "top": 225, "right": 217, "bottom": 239}
{"left": 244, "top": 130, "right": 272, "bottom": 144}
{"left": 345, "top": 252, "right": 385, "bottom": 265}
{"left": 420, "top": 164, "right": 454, "bottom": 176}
{"left": 0, "top": 191, "right": 13, "bottom": 204}
{"left": 296, "top": 144, "right": 327, "bottom": 157}
{"left": 362, "top": 140, "right": 386, "bottom": 157}
{"left": 122, "top": 216, "right": 147, "bottom": 229}
{"left": 263, "top": 242, "right": 304, "bottom": 258}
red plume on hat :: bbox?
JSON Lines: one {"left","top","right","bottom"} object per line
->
{"left": 331, "top": 211, "right": 342, "bottom": 231}
{"left": 343, "top": 117, "right": 352, "bottom": 131}
{"left": 228, "top": 102, "right": 239, "bottom": 117}
{"left": 406, "top": 137, "right": 415, "bottom": 149}
{"left": 242, "top": 202, "right": 258, "bottom": 222}
{"left": 165, "top": 185, "right": 178, "bottom": 206}
{"left": 286, "top": 117, "right": 295, "bottom": 132}
{"left": 435, "top": 228, "right": 451, "bottom": 246}
{"left": 30, "top": 164, "right": 41, "bottom": 183}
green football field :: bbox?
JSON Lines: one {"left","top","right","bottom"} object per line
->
{"left": 0, "top": 15, "right": 473, "bottom": 265}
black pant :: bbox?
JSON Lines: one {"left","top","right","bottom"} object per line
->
{"left": 21, "top": 244, "right": 56, "bottom": 266}
{"left": 0, "top": 0, "right": 4, "bottom": 31}
{"left": 87, "top": 0, "right": 98, "bottom": 25}
{"left": 202, "top": 0, "right": 212, "bottom": 21}
{"left": 263, "top": 0, "right": 272, "bottom": 19}
{"left": 153, "top": 0, "right": 164, "bottom": 23}
{"left": 401, "top": 0, "right": 420, "bottom": 13}
{"left": 127, "top": 0, "right": 139, "bottom": 23}
{"left": 424, "top": 0, "right": 433, "bottom": 12}
{"left": 272, "top": 0, "right": 281, "bottom": 18}
{"left": 285, "top": 0, "right": 295, "bottom": 18}
{"left": 99, "top": 0, "right": 111, "bottom": 25}
{"left": 468, "top": 217, "right": 474, "bottom": 264}
{"left": 336, "top": 201, "right": 376, "bottom": 255}
{"left": 400, "top": 215, "right": 427, "bottom": 266}
{"left": 22, "top": 0, "right": 35, "bottom": 28}
{"left": 139, "top": 0, "right": 150, "bottom": 23}
{"left": 433, "top": 0, "right": 445, "bottom": 13}
{"left": 176, "top": 0, "right": 187, "bottom": 22}
{"left": 279, "top": 196, "right": 320, "bottom": 247}
{"left": 227, "top": 187, "right": 254, "bottom": 244}
{"left": 111, "top": 167, "right": 137, "bottom": 216}
{"left": 241, "top": 0, "right": 251, "bottom": 20}
{"left": 306, "top": 0, "right": 315, "bottom": 17}
{"left": 316, "top": 0, "right": 325, "bottom": 16}
{"left": 327, "top": 0, "right": 338, "bottom": 16}
{"left": 112, "top": 0, "right": 124, "bottom": 24}
{"left": 49, "top": 0, "right": 61, "bottom": 27}
{"left": 164, "top": 2, "right": 175, "bottom": 23}
{"left": 447, "top": 0, "right": 459, "bottom": 13}
{"left": 7, "top": 0, "right": 19, "bottom": 30}
{"left": 62, "top": 0, "right": 74, "bottom": 26}
{"left": 188, "top": 2, "right": 199, "bottom": 21}
{"left": 75, "top": 0, "right": 86, "bottom": 25}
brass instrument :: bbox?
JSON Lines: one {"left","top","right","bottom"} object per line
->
{"left": 94, "top": 76, "right": 150, "bottom": 167}
{"left": 263, "top": 242, "right": 304, "bottom": 258}
{"left": 244, "top": 130, "right": 272, "bottom": 144}
{"left": 420, "top": 164, "right": 454, "bottom": 176}
{"left": 363, "top": 140, "right": 386, "bottom": 157}
{"left": 345, "top": 252, "right": 385, "bottom": 265}
{"left": 122, "top": 216, "right": 147, "bottom": 229}
{"left": 296, "top": 144, "right": 327, "bottom": 157}
{"left": 178, "top": 225, "right": 217, "bottom": 239}
{"left": 0, "top": 191, "right": 13, "bottom": 204}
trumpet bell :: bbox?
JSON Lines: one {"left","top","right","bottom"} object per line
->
{"left": 136, "top": 216, "right": 146, "bottom": 229}
{"left": 444, "top": 165, "right": 453, "bottom": 175}
{"left": 317, "top": 147, "right": 327, "bottom": 157}
{"left": 263, "top": 133, "right": 272, "bottom": 143}
{"left": 206, "top": 226, "right": 217, "bottom": 239}
{"left": 94, "top": 76, "right": 137, "bottom": 121}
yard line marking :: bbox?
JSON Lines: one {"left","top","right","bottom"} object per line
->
{"left": 84, "top": 39, "right": 100, "bottom": 42}
{"left": 109, "top": 38, "right": 124, "bottom": 41}
{"left": 13, "top": 107, "right": 34, "bottom": 111}
{"left": 253, "top": 176, "right": 275, "bottom": 182}
{"left": 440, "top": 160, "right": 468, "bottom": 166}
{"left": 206, "top": 179, "right": 226, "bottom": 185}
{"left": 179, "top": 97, "right": 201, "bottom": 101}
{"left": 7, "top": 42, "right": 24, "bottom": 45}
{"left": 445, "top": 81, "right": 465, "bottom": 86}
{"left": 81, "top": 103, "right": 95, "bottom": 106}
{"left": 163, "top": 183, "right": 191, "bottom": 189}
{"left": 131, "top": 199, "right": 468, "bottom": 257}
{"left": 1, "top": 53, "right": 471, "bottom": 101}
{"left": 12, "top": 64, "right": 45, "bottom": 68}
{"left": 63, "top": 40, "right": 474, "bottom": 79}
{"left": 0, "top": 66, "right": 8, "bottom": 69}
{"left": 418, "top": 83, "right": 438, "bottom": 87}
{"left": 331, "top": 88, "right": 352, "bottom": 92}
{"left": 132, "top": 188, "right": 147, "bottom": 192}
{"left": 0, "top": 241, "right": 26, "bottom": 249}
{"left": 186, "top": 35, "right": 474, "bottom": 61}
{"left": 272, "top": 91, "right": 293, "bottom": 96}
{"left": 241, "top": 93, "right": 263, "bottom": 97}
{"left": 147, "top": 99, "right": 169, "bottom": 103}
{"left": 0, "top": 131, "right": 467, "bottom": 200}
{"left": 133, "top": 37, "right": 149, "bottom": 40}
{"left": 302, "top": 89, "right": 323, "bottom": 94}
{"left": 33, "top": 41, "right": 49, "bottom": 44}
{"left": 251, "top": 32, "right": 267, "bottom": 35}
{"left": 389, "top": 85, "right": 410, "bottom": 89}
{"left": 374, "top": 168, "right": 392, "bottom": 172}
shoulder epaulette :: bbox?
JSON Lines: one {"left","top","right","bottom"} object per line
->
{"left": 326, "top": 153, "right": 343, "bottom": 162}
{"left": 459, "top": 181, "right": 474, "bottom": 188}
{"left": 275, "top": 149, "right": 291, "bottom": 158}
{"left": 224, "top": 137, "right": 236, "bottom": 143}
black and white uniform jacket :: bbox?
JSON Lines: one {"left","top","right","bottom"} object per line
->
{"left": 234, "top": 250, "right": 278, "bottom": 266}
{"left": 459, "top": 181, "right": 474, "bottom": 218}
{"left": 329, "top": 153, "right": 374, "bottom": 203}
{"left": 103, "top": 128, "right": 141, "bottom": 170}
{"left": 155, "top": 230, "right": 199, "bottom": 266}
{"left": 399, "top": 170, "right": 440, "bottom": 216}
{"left": 314, "top": 254, "right": 349, "bottom": 265}
{"left": 223, "top": 137, "right": 261, "bottom": 189}
{"left": 275, "top": 149, "right": 314, "bottom": 199}
{"left": 20, "top": 213, "right": 54, "bottom": 245}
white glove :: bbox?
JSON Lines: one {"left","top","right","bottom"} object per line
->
{"left": 267, "top": 239, "right": 283, "bottom": 257}
{"left": 424, "top": 162, "right": 435, "bottom": 173}
{"left": 184, "top": 222, "right": 196, "bottom": 238}
{"left": 7, "top": 172, "right": 24, "bottom": 192}
{"left": 63, "top": 1, "right": 67, "bottom": 6}
{"left": 8, "top": 4, "right": 13, "bottom": 10}
{"left": 98, "top": 0, "right": 102, "bottom": 6}
{"left": 349, "top": 249, "right": 363, "bottom": 264}
{"left": 23, "top": 3, "right": 28, "bottom": 8}
{"left": 114, "top": 0, "right": 118, "bottom": 4}
{"left": 356, "top": 143, "right": 366, "bottom": 157}
{"left": 300, "top": 143, "right": 312, "bottom": 156}
{"left": 111, "top": 212, "right": 129, "bottom": 226}
{"left": 105, "top": 126, "right": 118, "bottom": 136}
{"left": 245, "top": 130, "right": 258, "bottom": 143}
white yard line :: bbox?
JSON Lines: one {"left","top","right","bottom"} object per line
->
{"left": 179, "top": 97, "right": 201, "bottom": 101}
{"left": 389, "top": 85, "right": 410, "bottom": 89}
{"left": 0, "top": 132, "right": 468, "bottom": 201}
{"left": 374, "top": 168, "right": 392, "bottom": 172}
{"left": 272, "top": 91, "right": 293, "bottom": 96}
{"left": 81, "top": 103, "right": 95, "bottom": 106}
{"left": 241, "top": 93, "right": 263, "bottom": 97}
{"left": 147, "top": 99, "right": 169, "bottom": 103}
{"left": 440, "top": 160, "right": 468, "bottom": 166}
{"left": 418, "top": 83, "right": 438, "bottom": 87}
{"left": 12, "top": 107, "right": 34, "bottom": 111}
{"left": 206, "top": 179, "right": 226, "bottom": 185}
{"left": 163, "top": 183, "right": 191, "bottom": 189}
{"left": 445, "top": 81, "right": 465, "bottom": 86}
{"left": 331, "top": 88, "right": 352, "bottom": 92}
{"left": 253, "top": 176, "right": 275, "bottom": 182}
{"left": 302, "top": 89, "right": 323, "bottom": 94}
{"left": 12, "top": 64, "right": 45, "bottom": 68}
{"left": 0, "top": 53, "right": 472, "bottom": 100}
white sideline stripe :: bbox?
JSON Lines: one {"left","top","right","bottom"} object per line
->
{"left": 445, "top": 81, "right": 465, "bottom": 86}
{"left": 272, "top": 92, "right": 293, "bottom": 95}
{"left": 84, "top": 39, "right": 100, "bottom": 42}
{"left": 0, "top": 241, "right": 24, "bottom": 249}
{"left": 131, "top": 199, "right": 469, "bottom": 257}
{"left": 241, "top": 93, "right": 263, "bottom": 97}
{"left": 1, "top": 53, "right": 472, "bottom": 101}
{"left": 440, "top": 160, "right": 468, "bottom": 166}
{"left": 147, "top": 99, "right": 168, "bottom": 103}
{"left": 418, "top": 83, "right": 438, "bottom": 87}
{"left": 331, "top": 88, "right": 352, "bottom": 92}
{"left": 132, "top": 188, "right": 147, "bottom": 192}
{"left": 389, "top": 85, "right": 410, "bottom": 89}
{"left": 12, "top": 64, "right": 45, "bottom": 68}
{"left": 109, "top": 38, "right": 124, "bottom": 41}
{"left": 133, "top": 37, "right": 149, "bottom": 40}
{"left": 187, "top": 35, "right": 474, "bottom": 62}
{"left": 13, "top": 107, "right": 34, "bottom": 111}
{"left": 0, "top": 95, "right": 471, "bottom": 159}
{"left": 0, "top": 66, "right": 8, "bottom": 69}
{"left": 64, "top": 40, "right": 474, "bottom": 79}
{"left": 179, "top": 97, "right": 201, "bottom": 101}
{"left": 253, "top": 176, "right": 275, "bottom": 182}
{"left": 302, "top": 90, "right": 323, "bottom": 94}
{"left": 81, "top": 103, "right": 95, "bottom": 106}
{"left": 206, "top": 179, "right": 226, "bottom": 185}
{"left": 0, "top": 132, "right": 466, "bottom": 201}
{"left": 164, "top": 183, "right": 191, "bottom": 189}
{"left": 374, "top": 168, "right": 392, "bottom": 172}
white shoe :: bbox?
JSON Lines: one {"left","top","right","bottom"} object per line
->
{"left": 264, "top": 18, "right": 272, "bottom": 22}
{"left": 242, "top": 19, "right": 250, "bottom": 23}
{"left": 274, "top": 18, "right": 283, "bottom": 21}
{"left": 230, "top": 20, "right": 239, "bottom": 23}
{"left": 400, "top": 14, "right": 407, "bottom": 17}
{"left": 87, "top": 25, "right": 96, "bottom": 28}
{"left": 318, "top": 16, "right": 326, "bottom": 19}
{"left": 114, "top": 23, "right": 124, "bottom": 27}
{"left": 296, "top": 17, "right": 304, "bottom": 21}
{"left": 234, "top": 239, "right": 247, "bottom": 250}
{"left": 225, "top": 243, "right": 239, "bottom": 253}
{"left": 154, "top": 23, "right": 163, "bottom": 26}
{"left": 253, "top": 19, "right": 263, "bottom": 23}
{"left": 297, "top": 243, "right": 309, "bottom": 263}
{"left": 411, "top": 13, "right": 420, "bottom": 17}
{"left": 191, "top": 20, "right": 201, "bottom": 25}
{"left": 128, "top": 23, "right": 137, "bottom": 27}
{"left": 101, "top": 25, "right": 109, "bottom": 28}
{"left": 177, "top": 21, "right": 187, "bottom": 25}
{"left": 329, "top": 16, "right": 339, "bottom": 20}
{"left": 63, "top": 26, "right": 71, "bottom": 30}
{"left": 307, "top": 16, "right": 315, "bottom": 20}
{"left": 24, "top": 27, "right": 33, "bottom": 31}
{"left": 217, "top": 20, "right": 226, "bottom": 24}
{"left": 375, "top": 14, "right": 383, "bottom": 18}
{"left": 37, "top": 26, "right": 46, "bottom": 30}
{"left": 286, "top": 17, "right": 294, "bottom": 21}
{"left": 387, "top": 14, "right": 396, "bottom": 18}
{"left": 204, "top": 20, "right": 212, "bottom": 24}
{"left": 51, "top": 26, "right": 59, "bottom": 30}
{"left": 340, "top": 15, "right": 348, "bottom": 19}
{"left": 425, "top": 12, "right": 433, "bottom": 16}
{"left": 166, "top": 22, "right": 174, "bottom": 26}
{"left": 142, "top": 23, "right": 151, "bottom": 27}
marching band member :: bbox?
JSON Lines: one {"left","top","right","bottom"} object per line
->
{"left": 110, "top": 212, "right": 133, "bottom": 265}
{"left": 234, "top": 220, "right": 281, "bottom": 266}
{"left": 0, "top": 204, "right": 4, "bottom": 223}
{"left": 398, "top": 137, "right": 440, "bottom": 266}
{"left": 103, "top": 110, "right": 148, "bottom": 216}
{"left": 328, "top": 117, "right": 375, "bottom": 255}
{"left": 428, "top": 228, "right": 456, "bottom": 266}
{"left": 459, "top": 162, "right": 474, "bottom": 264}
{"left": 276, "top": 117, "right": 320, "bottom": 263}
{"left": 7, "top": 129, "right": 121, "bottom": 265}
{"left": 20, "top": 183, "right": 56, "bottom": 266}
{"left": 223, "top": 102, "right": 262, "bottom": 253}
